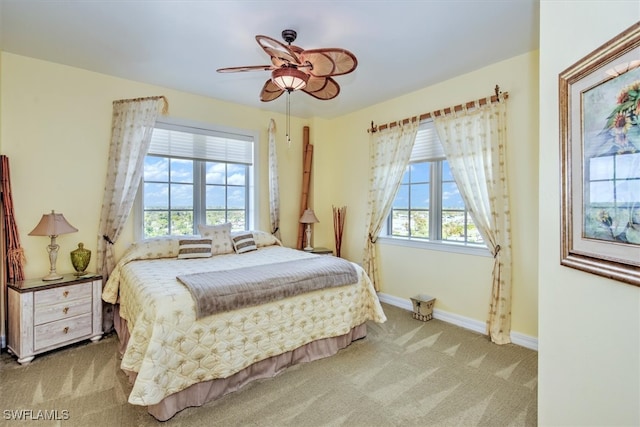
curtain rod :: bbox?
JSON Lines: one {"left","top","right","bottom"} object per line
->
{"left": 113, "top": 95, "right": 169, "bottom": 114}
{"left": 367, "top": 85, "right": 508, "bottom": 133}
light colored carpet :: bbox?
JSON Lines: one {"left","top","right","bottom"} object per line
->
{"left": 0, "top": 303, "right": 537, "bottom": 426}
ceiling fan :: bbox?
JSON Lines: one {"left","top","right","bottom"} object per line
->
{"left": 216, "top": 29, "right": 358, "bottom": 102}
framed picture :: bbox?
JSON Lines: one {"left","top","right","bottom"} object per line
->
{"left": 560, "top": 22, "right": 640, "bottom": 287}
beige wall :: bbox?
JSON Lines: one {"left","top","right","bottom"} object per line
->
{"left": 0, "top": 53, "right": 308, "bottom": 278}
{"left": 0, "top": 52, "right": 3, "bottom": 152}
{"left": 538, "top": 2, "right": 639, "bottom": 425}
{"left": 314, "top": 52, "right": 540, "bottom": 338}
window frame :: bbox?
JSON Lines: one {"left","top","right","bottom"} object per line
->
{"left": 382, "top": 121, "right": 490, "bottom": 257}
{"left": 134, "top": 117, "right": 259, "bottom": 240}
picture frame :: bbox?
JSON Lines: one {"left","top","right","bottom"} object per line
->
{"left": 560, "top": 22, "right": 640, "bottom": 287}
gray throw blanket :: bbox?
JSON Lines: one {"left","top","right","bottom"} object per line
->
{"left": 177, "top": 256, "right": 358, "bottom": 319}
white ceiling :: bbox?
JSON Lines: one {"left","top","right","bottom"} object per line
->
{"left": 0, "top": 0, "right": 539, "bottom": 119}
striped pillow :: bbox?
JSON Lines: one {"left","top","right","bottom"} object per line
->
{"left": 177, "top": 238, "right": 213, "bottom": 259}
{"left": 231, "top": 233, "right": 257, "bottom": 254}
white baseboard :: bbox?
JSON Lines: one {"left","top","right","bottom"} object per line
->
{"left": 377, "top": 293, "right": 538, "bottom": 351}
{"left": 509, "top": 331, "right": 538, "bottom": 351}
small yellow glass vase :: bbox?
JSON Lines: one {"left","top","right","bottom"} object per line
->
{"left": 70, "top": 242, "right": 91, "bottom": 276}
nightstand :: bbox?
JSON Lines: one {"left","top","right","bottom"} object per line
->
{"left": 7, "top": 273, "right": 103, "bottom": 364}
{"left": 306, "top": 247, "right": 333, "bottom": 255}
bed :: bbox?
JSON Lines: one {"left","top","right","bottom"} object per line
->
{"left": 102, "top": 228, "right": 386, "bottom": 421}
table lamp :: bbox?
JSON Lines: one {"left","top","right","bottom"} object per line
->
{"left": 299, "top": 209, "right": 319, "bottom": 251}
{"left": 29, "top": 210, "right": 78, "bottom": 281}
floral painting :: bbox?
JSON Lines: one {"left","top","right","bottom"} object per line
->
{"left": 560, "top": 22, "right": 640, "bottom": 286}
{"left": 582, "top": 67, "right": 640, "bottom": 245}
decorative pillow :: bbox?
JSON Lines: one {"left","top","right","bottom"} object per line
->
{"left": 123, "top": 236, "right": 181, "bottom": 261}
{"left": 197, "top": 222, "right": 233, "bottom": 255}
{"left": 231, "top": 233, "right": 257, "bottom": 254}
{"left": 231, "top": 230, "right": 282, "bottom": 248}
{"left": 177, "top": 238, "right": 213, "bottom": 259}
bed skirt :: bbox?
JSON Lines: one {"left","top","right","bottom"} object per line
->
{"left": 113, "top": 305, "right": 367, "bottom": 421}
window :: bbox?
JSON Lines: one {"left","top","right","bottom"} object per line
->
{"left": 386, "top": 121, "right": 485, "bottom": 252}
{"left": 137, "top": 119, "right": 257, "bottom": 239}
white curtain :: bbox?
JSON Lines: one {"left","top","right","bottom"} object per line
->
{"left": 362, "top": 119, "right": 419, "bottom": 291}
{"left": 96, "top": 96, "right": 168, "bottom": 331}
{"left": 268, "top": 119, "right": 281, "bottom": 240}
{"left": 433, "top": 96, "right": 512, "bottom": 344}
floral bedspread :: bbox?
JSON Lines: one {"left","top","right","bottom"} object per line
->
{"left": 102, "top": 244, "right": 386, "bottom": 406}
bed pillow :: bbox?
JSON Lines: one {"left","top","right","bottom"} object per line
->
{"left": 177, "top": 237, "right": 213, "bottom": 259}
{"left": 197, "top": 222, "right": 233, "bottom": 255}
{"left": 231, "top": 233, "right": 257, "bottom": 254}
{"left": 122, "top": 236, "right": 181, "bottom": 261}
{"left": 231, "top": 230, "right": 282, "bottom": 248}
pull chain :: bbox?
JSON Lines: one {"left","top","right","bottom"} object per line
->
{"left": 286, "top": 90, "right": 291, "bottom": 148}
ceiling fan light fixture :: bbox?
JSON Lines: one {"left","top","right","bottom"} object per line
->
{"left": 272, "top": 67, "right": 309, "bottom": 92}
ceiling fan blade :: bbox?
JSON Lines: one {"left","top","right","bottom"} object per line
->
{"left": 217, "top": 65, "right": 275, "bottom": 73}
{"left": 300, "top": 49, "right": 358, "bottom": 77}
{"left": 260, "top": 79, "right": 284, "bottom": 102}
{"left": 256, "top": 35, "right": 301, "bottom": 67}
{"left": 302, "top": 76, "right": 340, "bottom": 100}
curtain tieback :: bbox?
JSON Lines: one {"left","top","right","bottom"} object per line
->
{"left": 103, "top": 235, "right": 114, "bottom": 245}
{"left": 271, "top": 227, "right": 279, "bottom": 235}
{"left": 369, "top": 233, "right": 377, "bottom": 244}
{"left": 493, "top": 244, "right": 501, "bottom": 258}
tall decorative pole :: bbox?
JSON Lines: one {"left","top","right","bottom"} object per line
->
{"left": 297, "top": 126, "right": 313, "bottom": 250}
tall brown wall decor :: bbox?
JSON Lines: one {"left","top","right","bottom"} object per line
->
{"left": 297, "top": 126, "right": 313, "bottom": 250}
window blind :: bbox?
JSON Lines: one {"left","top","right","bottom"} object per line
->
{"left": 148, "top": 122, "right": 254, "bottom": 165}
{"left": 410, "top": 120, "right": 445, "bottom": 162}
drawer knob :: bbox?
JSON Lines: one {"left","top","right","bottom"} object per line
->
{"left": 63, "top": 291, "right": 69, "bottom": 298}
{"left": 63, "top": 327, "right": 69, "bottom": 334}
{"left": 63, "top": 307, "right": 69, "bottom": 314}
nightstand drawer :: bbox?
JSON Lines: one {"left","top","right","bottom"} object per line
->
{"left": 34, "top": 297, "right": 92, "bottom": 325}
{"left": 34, "top": 313, "right": 93, "bottom": 351}
{"left": 34, "top": 282, "right": 91, "bottom": 306}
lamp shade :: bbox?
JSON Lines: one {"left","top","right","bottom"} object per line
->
{"left": 28, "top": 210, "right": 78, "bottom": 237}
{"left": 272, "top": 68, "right": 309, "bottom": 92}
{"left": 299, "top": 209, "right": 319, "bottom": 224}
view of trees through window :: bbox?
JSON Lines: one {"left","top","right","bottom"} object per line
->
{"left": 389, "top": 160, "right": 483, "bottom": 244}
{"left": 142, "top": 155, "right": 248, "bottom": 238}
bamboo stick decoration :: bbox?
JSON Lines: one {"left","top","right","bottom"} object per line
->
{"left": 1, "top": 155, "right": 25, "bottom": 282}
{"left": 333, "top": 205, "right": 346, "bottom": 258}
{"left": 297, "top": 126, "right": 313, "bottom": 250}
